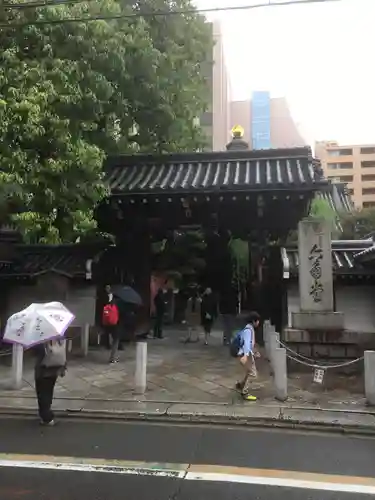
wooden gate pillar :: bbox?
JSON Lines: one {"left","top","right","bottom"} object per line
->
{"left": 116, "top": 218, "right": 151, "bottom": 334}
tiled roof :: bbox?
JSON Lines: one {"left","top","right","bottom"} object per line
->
{"left": 0, "top": 244, "right": 104, "bottom": 279}
{"left": 355, "top": 244, "right": 375, "bottom": 260}
{"left": 106, "top": 147, "right": 327, "bottom": 196}
{"left": 319, "top": 183, "right": 354, "bottom": 214}
{"left": 283, "top": 239, "right": 375, "bottom": 277}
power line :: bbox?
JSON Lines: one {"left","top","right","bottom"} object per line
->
{"left": 3, "top": 0, "right": 85, "bottom": 8}
{"left": 3, "top": 0, "right": 342, "bottom": 8}
{"left": 0, "top": 0, "right": 343, "bottom": 28}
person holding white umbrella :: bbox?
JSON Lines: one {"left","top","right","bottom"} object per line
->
{"left": 3, "top": 302, "right": 74, "bottom": 426}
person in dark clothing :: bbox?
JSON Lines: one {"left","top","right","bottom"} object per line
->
{"left": 153, "top": 288, "right": 166, "bottom": 339}
{"left": 200, "top": 287, "right": 217, "bottom": 345}
{"left": 101, "top": 285, "right": 124, "bottom": 357}
{"left": 219, "top": 287, "right": 238, "bottom": 345}
{"left": 34, "top": 341, "right": 66, "bottom": 426}
{"left": 100, "top": 284, "right": 113, "bottom": 349}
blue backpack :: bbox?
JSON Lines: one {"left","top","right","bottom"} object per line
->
{"left": 230, "top": 330, "right": 244, "bottom": 357}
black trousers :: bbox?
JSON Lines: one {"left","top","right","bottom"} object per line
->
{"left": 35, "top": 375, "right": 57, "bottom": 423}
{"left": 101, "top": 325, "right": 124, "bottom": 350}
{"left": 202, "top": 320, "right": 213, "bottom": 334}
{"left": 153, "top": 314, "right": 163, "bottom": 338}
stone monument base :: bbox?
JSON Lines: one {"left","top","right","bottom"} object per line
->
{"left": 291, "top": 311, "right": 344, "bottom": 331}
{"left": 283, "top": 327, "right": 375, "bottom": 360}
{"left": 284, "top": 327, "right": 359, "bottom": 360}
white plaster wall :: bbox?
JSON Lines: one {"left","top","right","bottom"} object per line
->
{"left": 336, "top": 285, "right": 375, "bottom": 333}
{"left": 287, "top": 282, "right": 375, "bottom": 333}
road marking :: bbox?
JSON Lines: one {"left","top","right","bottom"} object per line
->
{"left": 0, "top": 454, "right": 375, "bottom": 494}
{"left": 0, "top": 454, "right": 187, "bottom": 478}
{"left": 187, "top": 465, "right": 375, "bottom": 494}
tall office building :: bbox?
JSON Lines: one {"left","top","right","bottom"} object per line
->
{"left": 315, "top": 141, "right": 375, "bottom": 209}
{"left": 230, "top": 94, "right": 306, "bottom": 149}
{"left": 200, "top": 20, "right": 231, "bottom": 151}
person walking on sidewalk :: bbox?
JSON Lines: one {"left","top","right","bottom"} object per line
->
{"left": 200, "top": 287, "right": 217, "bottom": 345}
{"left": 219, "top": 287, "right": 238, "bottom": 345}
{"left": 153, "top": 287, "right": 166, "bottom": 339}
{"left": 34, "top": 339, "right": 67, "bottom": 426}
{"left": 100, "top": 284, "right": 114, "bottom": 350}
{"left": 102, "top": 295, "right": 121, "bottom": 363}
{"left": 230, "top": 311, "right": 260, "bottom": 402}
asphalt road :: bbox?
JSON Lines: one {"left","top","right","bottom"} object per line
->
{"left": 0, "top": 417, "right": 374, "bottom": 499}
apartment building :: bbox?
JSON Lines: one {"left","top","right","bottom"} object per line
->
{"left": 315, "top": 141, "right": 375, "bottom": 209}
{"left": 230, "top": 94, "right": 307, "bottom": 149}
{"left": 200, "top": 20, "right": 231, "bottom": 151}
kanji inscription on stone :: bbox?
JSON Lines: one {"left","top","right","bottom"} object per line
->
{"left": 308, "top": 243, "right": 324, "bottom": 302}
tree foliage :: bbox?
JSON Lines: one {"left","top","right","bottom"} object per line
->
{"left": 286, "top": 196, "right": 339, "bottom": 244}
{"left": 309, "top": 197, "right": 338, "bottom": 232}
{"left": 229, "top": 237, "right": 249, "bottom": 287}
{"left": 0, "top": 0, "right": 213, "bottom": 242}
{"left": 339, "top": 207, "right": 375, "bottom": 239}
{"left": 152, "top": 230, "right": 206, "bottom": 288}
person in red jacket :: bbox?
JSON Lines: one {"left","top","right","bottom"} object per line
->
{"left": 101, "top": 285, "right": 121, "bottom": 363}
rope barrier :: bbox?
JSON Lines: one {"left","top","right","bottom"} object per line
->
{"left": 277, "top": 339, "right": 336, "bottom": 366}
{"left": 0, "top": 349, "right": 12, "bottom": 357}
{"left": 276, "top": 339, "right": 358, "bottom": 368}
{"left": 285, "top": 352, "right": 364, "bottom": 369}
{"left": 270, "top": 336, "right": 364, "bottom": 370}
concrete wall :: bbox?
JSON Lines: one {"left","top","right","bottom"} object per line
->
{"left": 7, "top": 274, "right": 69, "bottom": 316}
{"left": 6, "top": 273, "right": 96, "bottom": 328}
{"left": 336, "top": 285, "right": 375, "bottom": 333}
{"left": 287, "top": 281, "right": 375, "bottom": 333}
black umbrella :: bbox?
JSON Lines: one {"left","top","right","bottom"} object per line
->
{"left": 112, "top": 285, "right": 143, "bottom": 306}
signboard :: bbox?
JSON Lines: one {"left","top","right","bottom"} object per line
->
{"left": 313, "top": 368, "right": 325, "bottom": 384}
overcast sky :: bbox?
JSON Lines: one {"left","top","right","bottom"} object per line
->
{"left": 194, "top": 0, "right": 375, "bottom": 146}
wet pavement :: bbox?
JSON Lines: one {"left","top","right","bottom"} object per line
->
{"left": 0, "top": 418, "right": 374, "bottom": 499}
{"left": 0, "top": 330, "right": 367, "bottom": 411}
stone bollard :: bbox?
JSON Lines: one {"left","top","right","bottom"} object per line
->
{"left": 268, "top": 329, "right": 279, "bottom": 374}
{"left": 134, "top": 341, "right": 147, "bottom": 395}
{"left": 263, "top": 320, "right": 271, "bottom": 361}
{"left": 273, "top": 347, "right": 288, "bottom": 402}
{"left": 67, "top": 339, "right": 73, "bottom": 353}
{"left": 364, "top": 351, "right": 375, "bottom": 405}
{"left": 11, "top": 344, "right": 24, "bottom": 390}
{"left": 80, "top": 323, "right": 90, "bottom": 357}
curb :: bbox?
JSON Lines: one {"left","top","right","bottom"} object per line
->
{"left": 1, "top": 394, "right": 374, "bottom": 416}
{"left": 1, "top": 406, "right": 375, "bottom": 437}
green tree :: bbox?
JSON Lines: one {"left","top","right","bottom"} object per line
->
{"left": 0, "top": 0, "right": 212, "bottom": 242}
{"left": 152, "top": 231, "right": 206, "bottom": 288}
{"left": 339, "top": 207, "right": 375, "bottom": 239}
{"left": 228, "top": 237, "right": 249, "bottom": 287}
{"left": 309, "top": 197, "right": 337, "bottom": 230}
{"left": 286, "top": 196, "right": 339, "bottom": 244}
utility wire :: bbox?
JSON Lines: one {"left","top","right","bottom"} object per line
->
{"left": 0, "top": 0, "right": 344, "bottom": 28}
{"left": 3, "top": 0, "right": 342, "bottom": 9}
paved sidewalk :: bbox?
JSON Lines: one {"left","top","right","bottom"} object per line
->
{"left": 0, "top": 330, "right": 372, "bottom": 432}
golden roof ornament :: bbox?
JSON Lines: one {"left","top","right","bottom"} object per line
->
{"left": 226, "top": 125, "right": 249, "bottom": 151}
{"left": 231, "top": 125, "right": 244, "bottom": 139}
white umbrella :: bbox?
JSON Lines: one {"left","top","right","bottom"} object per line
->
{"left": 3, "top": 302, "right": 75, "bottom": 348}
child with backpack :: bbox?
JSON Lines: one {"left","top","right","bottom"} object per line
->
{"left": 230, "top": 311, "right": 260, "bottom": 402}
{"left": 34, "top": 338, "right": 67, "bottom": 426}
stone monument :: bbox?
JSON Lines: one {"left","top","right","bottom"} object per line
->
{"left": 291, "top": 218, "right": 344, "bottom": 331}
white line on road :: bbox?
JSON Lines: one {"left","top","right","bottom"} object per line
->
{"left": 0, "top": 458, "right": 185, "bottom": 478}
{"left": 0, "top": 454, "right": 375, "bottom": 494}
{"left": 186, "top": 472, "right": 375, "bottom": 495}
